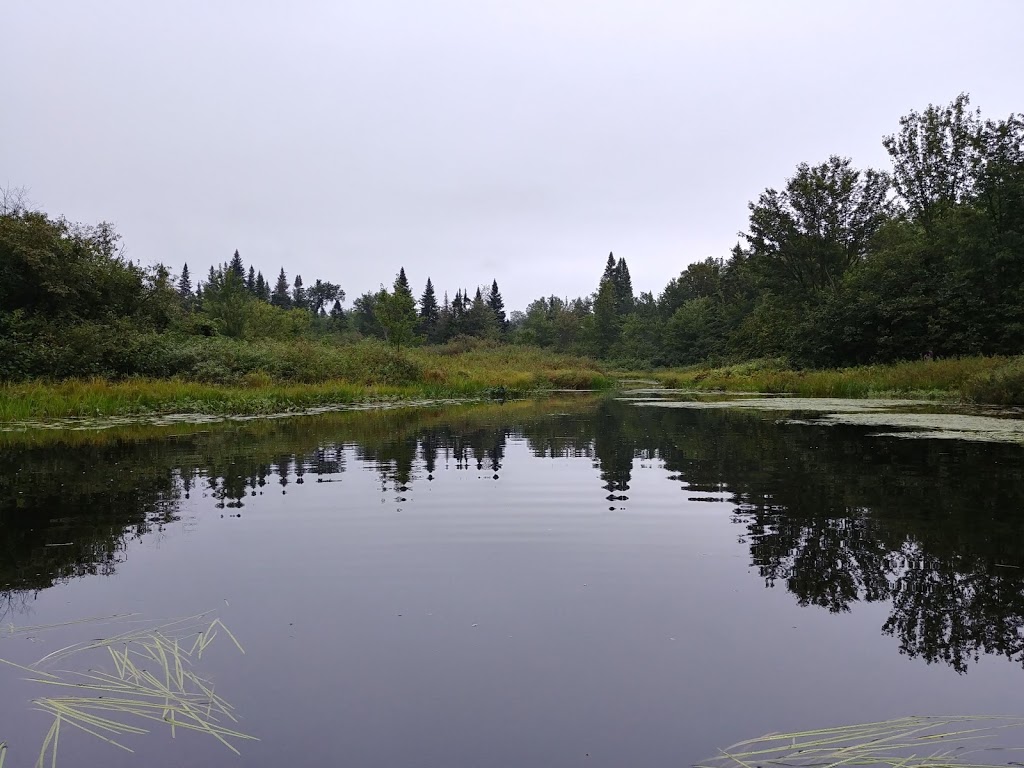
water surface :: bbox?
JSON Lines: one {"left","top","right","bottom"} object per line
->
{"left": 3, "top": 395, "right": 1024, "bottom": 767}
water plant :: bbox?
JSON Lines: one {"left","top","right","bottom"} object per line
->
{"left": 0, "top": 612, "right": 254, "bottom": 767}
{"left": 699, "top": 716, "right": 1024, "bottom": 768}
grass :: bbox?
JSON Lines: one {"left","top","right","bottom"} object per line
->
{"left": 700, "top": 716, "right": 1024, "bottom": 768}
{"left": 0, "top": 342, "right": 612, "bottom": 421}
{"left": 633, "top": 356, "right": 1024, "bottom": 404}
{"left": 0, "top": 612, "right": 253, "bottom": 767}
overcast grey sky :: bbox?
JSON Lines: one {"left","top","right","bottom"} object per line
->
{"left": 4, "top": 0, "right": 1022, "bottom": 309}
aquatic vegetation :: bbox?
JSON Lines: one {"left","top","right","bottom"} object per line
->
{"left": 0, "top": 344, "right": 611, "bottom": 421}
{"left": 629, "top": 393, "right": 1024, "bottom": 445}
{"left": 0, "top": 612, "right": 254, "bottom": 766}
{"left": 638, "top": 356, "right": 1024, "bottom": 403}
{"left": 699, "top": 716, "right": 1024, "bottom": 768}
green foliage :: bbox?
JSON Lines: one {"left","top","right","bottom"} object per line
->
{"left": 201, "top": 266, "right": 250, "bottom": 337}
{"left": 3, "top": 94, "right": 1022, "bottom": 391}
{"left": 375, "top": 286, "right": 417, "bottom": 348}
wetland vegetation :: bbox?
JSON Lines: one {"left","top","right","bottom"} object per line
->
{"left": 3, "top": 94, "right": 1024, "bottom": 420}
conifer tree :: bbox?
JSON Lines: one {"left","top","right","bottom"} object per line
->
{"left": 593, "top": 274, "right": 620, "bottom": 356}
{"left": 419, "top": 277, "right": 440, "bottom": 340}
{"left": 271, "top": 268, "right": 291, "bottom": 308}
{"left": 613, "top": 257, "right": 635, "bottom": 314}
{"left": 465, "top": 287, "right": 496, "bottom": 337}
{"left": 246, "top": 265, "right": 257, "bottom": 295}
{"left": 395, "top": 267, "right": 412, "bottom": 297}
{"left": 229, "top": 249, "right": 245, "bottom": 280}
{"left": 436, "top": 291, "right": 453, "bottom": 342}
{"left": 603, "top": 252, "right": 617, "bottom": 283}
{"left": 487, "top": 279, "right": 506, "bottom": 328}
{"left": 292, "top": 274, "right": 307, "bottom": 309}
{"left": 177, "top": 263, "right": 192, "bottom": 298}
{"left": 255, "top": 271, "right": 270, "bottom": 302}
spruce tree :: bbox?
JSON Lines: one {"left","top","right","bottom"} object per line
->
{"left": 436, "top": 291, "right": 452, "bottom": 342}
{"left": 395, "top": 267, "right": 412, "bottom": 297}
{"left": 255, "top": 271, "right": 269, "bottom": 301}
{"left": 465, "top": 287, "right": 496, "bottom": 337}
{"left": 486, "top": 279, "right": 506, "bottom": 328}
{"left": 177, "top": 263, "right": 192, "bottom": 298}
{"left": 603, "top": 252, "right": 617, "bottom": 283}
{"left": 229, "top": 249, "right": 245, "bottom": 280}
{"left": 419, "top": 277, "right": 440, "bottom": 340}
{"left": 246, "top": 265, "right": 257, "bottom": 295}
{"left": 292, "top": 274, "right": 307, "bottom": 309}
{"left": 613, "top": 257, "right": 634, "bottom": 314}
{"left": 593, "top": 275, "right": 619, "bottom": 356}
{"left": 271, "top": 268, "right": 291, "bottom": 308}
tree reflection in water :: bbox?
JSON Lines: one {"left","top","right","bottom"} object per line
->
{"left": 3, "top": 396, "right": 1024, "bottom": 673}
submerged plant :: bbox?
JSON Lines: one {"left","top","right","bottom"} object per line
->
{"left": 699, "top": 716, "right": 1024, "bottom": 768}
{"left": 0, "top": 612, "right": 255, "bottom": 767}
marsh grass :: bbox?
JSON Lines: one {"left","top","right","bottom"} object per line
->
{"left": 0, "top": 612, "right": 254, "bottom": 767}
{"left": 639, "top": 356, "right": 1024, "bottom": 403}
{"left": 0, "top": 344, "right": 611, "bottom": 420}
{"left": 700, "top": 716, "right": 1024, "bottom": 768}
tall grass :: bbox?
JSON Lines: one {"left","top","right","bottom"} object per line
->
{"left": 640, "top": 356, "right": 1024, "bottom": 403}
{"left": 0, "top": 342, "right": 612, "bottom": 421}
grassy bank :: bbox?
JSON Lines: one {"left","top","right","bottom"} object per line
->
{"left": 635, "top": 355, "right": 1024, "bottom": 403}
{"left": 0, "top": 342, "right": 611, "bottom": 421}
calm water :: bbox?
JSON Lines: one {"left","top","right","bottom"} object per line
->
{"left": 2, "top": 394, "right": 1024, "bottom": 767}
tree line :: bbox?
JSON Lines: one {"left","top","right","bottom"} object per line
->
{"left": 514, "top": 94, "right": 1024, "bottom": 367}
{"left": 1, "top": 93, "right": 1021, "bottom": 378}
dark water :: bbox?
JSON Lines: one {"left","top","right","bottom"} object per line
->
{"left": 2, "top": 395, "right": 1024, "bottom": 767}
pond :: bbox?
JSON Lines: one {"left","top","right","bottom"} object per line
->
{"left": 2, "top": 393, "right": 1024, "bottom": 767}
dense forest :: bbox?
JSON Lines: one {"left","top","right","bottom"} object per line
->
{"left": 1, "top": 94, "right": 1021, "bottom": 382}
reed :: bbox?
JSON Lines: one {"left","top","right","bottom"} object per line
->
{"left": 700, "top": 716, "right": 1024, "bottom": 768}
{"left": 0, "top": 612, "right": 254, "bottom": 767}
{"left": 0, "top": 346, "right": 611, "bottom": 421}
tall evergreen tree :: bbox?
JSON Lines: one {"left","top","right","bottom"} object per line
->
{"left": 465, "top": 287, "right": 497, "bottom": 337}
{"left": 177, "top": 263, "right": 192, "bottom": 298}
{"left": 395, "top": 267, "right": 412, "bottom": 297}
{"left": 246, "top": 265, "right": 257, "bottom": 295}
{"left": 602, "top": 252, "right": 617, "bottom": 283}
{"left": 613, "top": 257, "right": 635, "bottom": 314}
{"left": 593, "top": 275, "right": 620, "bottom": 356}
{"left": 255, "top": 271, "right": 270, "bottom": 302}
{"left": 486, "top": 279, "right": 506, "bottom": 328}
{"left": 229, "top": 249, "right": 245, "bottom": 280}
{"left": 292, "top": 274, "right": 307, "bottom": 309}
{"left": 419, "top": 278, "right": 440, "bottom": 339}
{"left": 271, "top": 268, "right": 291, "bottom": 308}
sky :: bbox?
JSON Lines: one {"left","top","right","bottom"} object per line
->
{"left": 3, "top": 0, "right": 1022, "bottom": 311}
